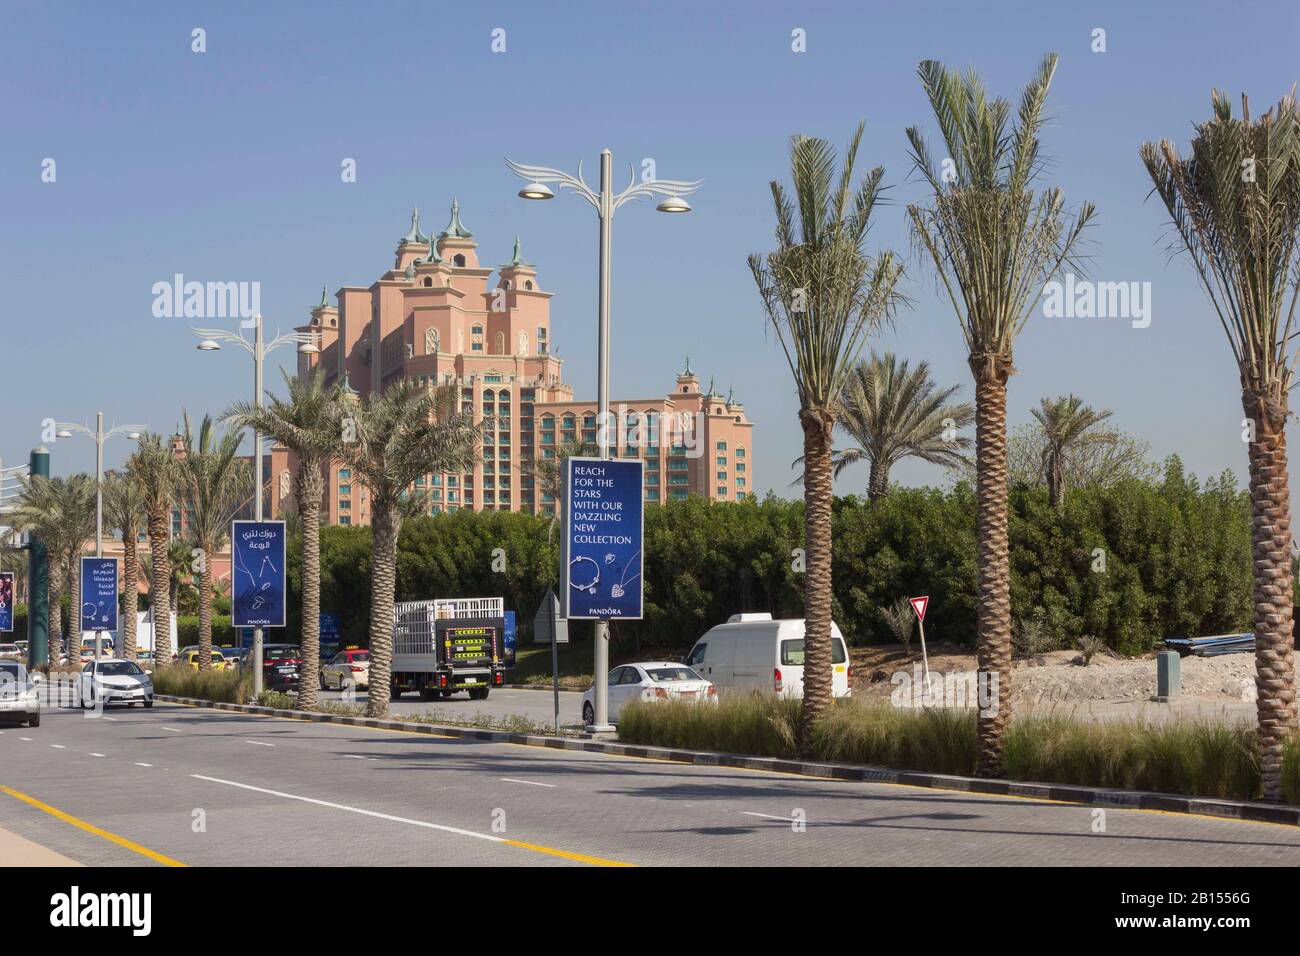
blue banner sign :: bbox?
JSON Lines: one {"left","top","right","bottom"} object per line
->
{"left": 563, "top": 457, "right": 644, "bottom": 620}
{"left": 0, "top": 572, "right": 13, "bottom": 633}
{"left": 80, "top": 557, "right": 119, "bottom": 633}
{"left": 232, "top": 520, "right": 286, "bottom": 628}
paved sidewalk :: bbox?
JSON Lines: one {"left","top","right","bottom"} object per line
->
{"left": 0, "top": 825, "right": 83, "bottom": 866}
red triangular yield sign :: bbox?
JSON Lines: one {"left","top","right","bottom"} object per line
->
{"left": 909, "top": 595, "right": 929, "bottom": 622}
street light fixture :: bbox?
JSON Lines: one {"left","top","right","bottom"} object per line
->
{"left": 506, "top": 151, "right": 701, "bottom": 732}
{"left": 54, "top": 413, "right": 147, "bottom": 661}
{"left": 191, "top": 314, "right": 319, "bottom": 696}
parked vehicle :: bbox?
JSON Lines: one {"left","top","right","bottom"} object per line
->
{"left": 259, "top": 644, "right": 302, "bottom": 691}
{"left": 179, "top": 649, "right": 230, "bottom": 671}
{"left": 391, "top": 598, "right": 506, "bottom": 701}
{"left": 79, "top": 659, "right": 154, "bottom": 709}
{"left": 582, "top": 662, "right": 715, "bottom": 724}
{"left": 0, "top": 644, "right": 21, "bottom": 660}
{"left": 0, "top": 661, "right": 41, "bottom": 727}
{"left": 685, "top": 613, "right": 852, "bottom": 699}
{"left": 320, "top": 648, "right": 370, "bottom": 690}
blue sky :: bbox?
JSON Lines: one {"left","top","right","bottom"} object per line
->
{"left": 3, "top": 0, "right": 1299, "bottom": 501}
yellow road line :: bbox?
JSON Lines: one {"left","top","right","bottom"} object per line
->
{"left": 0, "top": 785, "right": 186, "bottom": 867}
{"left": 502, "top": 838, "right": 632, "bottom": 867}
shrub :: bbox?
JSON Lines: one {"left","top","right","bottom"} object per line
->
{"left": 151, "top": 664, "right": 250, "bottom": 703}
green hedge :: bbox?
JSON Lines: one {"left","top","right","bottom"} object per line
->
{"left": 175, "top": 614, "right": 237, "bottom": 649}
{"left": 291, "top": 456, "right": 1252, "bottom": 655}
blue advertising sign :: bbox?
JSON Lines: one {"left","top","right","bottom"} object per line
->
{"left": 503, "top": 610, "right": 517, "bottom": 667}
{"left": 0, "top": 572, "right": 13, "bottom": 633}
{"left": 563, "top": 457, "right": 644, "bottom": 620}
{"left": 231, "top": 520, "right": 286, "bottom": 628}
{"left": 80, "top": 557, "right": 119, "bottom": 633}
{"left": 320, "top": 612, "right": 341, "bottom": 658}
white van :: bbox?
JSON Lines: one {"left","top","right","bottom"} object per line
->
{"left": 685, "top": 613, "right": 852, "bottom": 699}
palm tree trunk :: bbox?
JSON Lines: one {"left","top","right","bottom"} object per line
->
{"left": 197, "top": 549, "right": 213, "bottom": 671}
{"left": 365, "top": 505, "right": 400, "bottom": 719}
{"left": 1244, "top": 397, "right": 1298, "bottom": 801}
{"left": 148, "top": 507, "right": 172, "bottom": 664}
{"left": 47, "top": 563, "right": 63, "bottom": 667}
{"left": 296, "top": 467, "right": 324, "bottom": 710}
{"left": 798, "top": 406, "right": 836, "bottom": 758}
{"left": 1048, "top": 456, "right": 1064, "bottom": 510}
{"left": 867, "top": 459, "right": 889, "bottom": 500}
{"left": 122, "top": 535, "right": 139, "bottom": 659}
{"left": 972, "top": 361, "right": 1013, "bottom": 776}
{"left": 68, "top": 552, "right": 82, "bottom": 657}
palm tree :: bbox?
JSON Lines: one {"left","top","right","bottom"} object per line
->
{"left": 226, "top": 368, "right": 339, "bottom": 708}
{"left": 830, "top": 351, "right": 973, "bottom": 498}
{"left": 128, "top": 434, "right": 181, "bottom": 665}
{"left": 1030, "top": 395, "right": 1117, "bottom": 509}
{"left": 12, "top": 475, "right": 95, "bottom": 665}
{"left": 331, "top": 380, "right": 480, "bottom": 718}
{"left": 533, "top": 435, "right": 597, "bottom": 542}
{"left": 140, "top": 537, "right": 197, "bottom": 619}
{"left": 906, "top": 55, "right": 1095, "bottom": 776}
{"left": 1141, "top": 90, "right": 1300, "bottom": 801}
{"left": 104, "top": 473, "right": 147, "bottom": 659}
{"left": 749, "top": 123, "right": 904, "bottom": 750}
{"left": 178, "top": 412, "right": 251, "bottom": 670}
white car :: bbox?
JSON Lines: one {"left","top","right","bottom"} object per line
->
{"left": 80, "top": 658, "right": 154, "bottom": 709}
{"left": 686, "top": 613, "right": 853, "bottom": 700}
{"left": 582, "top": 662, "right": 716, "bottom": 725}
{"left": 0, "top": 644, "right": 22, "bottom": 660}
{"left": 0, "top": 661, "right": 40, "bottom": 727}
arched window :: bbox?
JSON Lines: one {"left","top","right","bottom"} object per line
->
{"left": 525, "top": 280, "right": 534, "bottom": 291}
{"left": 503, "top": 279, "right": 512, "bottom": 289}
{"left": 472, "top": 324, "right": 483, "bottom": 336}
{"left": 495, "top": 331, "right": 505, "bottom": 354}
{"left": 454, "top": 254, "right": 466, "bottom": 267}
{"left": 423, "top": 277, "right": 432, "bottom": 287}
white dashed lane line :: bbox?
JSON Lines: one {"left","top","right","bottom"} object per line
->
{"left": 244, "top": 741, "right": 274, "bottom": 747}
{"left": 742, "top": 811, "right": 797, "bottom": 822}
{"left": 341, "top": 754, "right": 375, "bottom": 760}
{"left": 89, "top": 753, "right": 106, "bottom": 758}
{"left": 500, "top": 778, "right": 557, "bottom": 788}
{"left": 162, "top": 727, "right": 184, "bottom": 732}
{"left": 50, "top": 744, "right": 66, "bottom": 750}
{"left": 134, "top": 762, "right": 153, "bottom": 768}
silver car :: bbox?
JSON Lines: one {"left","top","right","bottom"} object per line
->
{"left": 0, "top": 661, "right": 41, "bottom": 727}
{"left": 80, "top": 658, "right": 154, "bottom": 709}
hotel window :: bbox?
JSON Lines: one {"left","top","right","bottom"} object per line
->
{"left": 462, "top": 388, "right": 473, "bottom": 402}
{"left": 447, "top": 491, "right": 459, "bottom": 502}
{"left": 645, "top": 472, "right": 659, "bottom": 484}
{"left": 717, "top": 487, "right": 728, "bottom": 497}
{"left": 485, "top": 374, "right": 502, "bottom": 384}
{"left": 717, "top": 440, "right": 727, "bottom": 451}
{"left": 717, "top": 471, "right": 727, "bottom": 481}
{"left": 448, "top": 476, "right": 458, "bottom": 487}
{"left": 339, "top": 500, "right": 351, "bottom": 511}
{"left": 736, "top": 478, "right": 747, "bottom": 489}
{"left": 669, "top": 458, "right": 688, "bottom": 471}
{"left": 340, "top": 516, "right": 352, "bottom": 525}
{"left": 671, "top": 490, "right": 688, "bottom": 500}
{"left": 716, "top": 456, "right": 727, "bottom": 466}
{"left": 454, "top": 254, "right": 466, "bottom": 267}
{"left": 670, "top": 475, "right": 689, "bottom": 486}
{"left": 736, "top": 447, "right": 746, "bottom": 458}
{"left": 415, "top": 477, "right": 425, "bottom": 486}
{"left": 431, "top": 475, "right": 442, "bottom": 486}
{"left": 338, "top": 469, "right": 351, "bottom": 479}
{"left": 472, "top": 342, "right": 483, "bottom": 351}
{"left": 736, "top": 463, "right": 746, "bottom": 473}
{"left": 431, "top": 505, "right": 442, "bottom": 514}
{"left": 521, "top": 389, "right": 535, "bottom": 401}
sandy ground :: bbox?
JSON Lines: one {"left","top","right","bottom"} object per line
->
{"left": 851, "top": 643, "right": 1260, "bottom": 723}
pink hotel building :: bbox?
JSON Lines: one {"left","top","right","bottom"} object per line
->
{"left": 288, "top": 203, "right": 755, "bottom": 525}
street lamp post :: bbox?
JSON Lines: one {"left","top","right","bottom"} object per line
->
{"left": 55, "top": 414, "right": 145, "bottom": 661}
{"left": 193, "top": 314, "right": 318, "bottom": 697}
{"left": 507, "top": 151, "right": 700, "bottom": 731}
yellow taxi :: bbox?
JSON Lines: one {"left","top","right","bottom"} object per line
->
{"left": 181, "top": 649, "right": 229, "bottom": 671}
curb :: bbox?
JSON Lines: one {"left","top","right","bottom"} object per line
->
{"left": 154, "top": 694, "right": 1300, "bottom": 828}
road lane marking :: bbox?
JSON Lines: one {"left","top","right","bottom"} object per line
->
{"left": 162, "top": 727, "right": 183, "bottom": 732}
{"left": 0, "top": 785, "right": 185, "bottom": 867}
{"left": 741, "top": 811, "right": 794, "bottom": 821}
{"left": 89, "top": 753, "right": 106, "bottom": 758}
{"left": 50, "top": 744, "right": 66, "bottom": 750}
{"left": 244, "top": 741, "right": 274, "bottom": 747}
{"left": 341, "top": 754, "right": 375, "bottom": 760}
{"left": 189, "top": 774, "right": 630, "bottom": 866}
{"left": 501, "top": 778, "right": 557, "bottom": 788}
{"left": 19, "top": 737, "right": 31, "bottom": 741}
{"left": 134, "top": 762, "right": 152, "bottom": 768}
{"left": 102, "top": 716, "right": 117, "bottom": 721}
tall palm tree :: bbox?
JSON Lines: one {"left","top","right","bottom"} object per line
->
{"left": 831, "top": 351, "right": 973, "bottom": 498}
{"left": 533, "top": 435, "right": 597, "bottom": 542}
{"left": 128, "top": 434, "right": 181, "bottom": 665}
{"left": 178, "top": 412, "right": 250, "bottom": 670}
{"left": 139, "top": 537, "right": 197, "bottom": 618}
{"left": 907, "top": 55, "right": 1095, "bottom": 776}
{"left": 1030, "top": 395, "right": 1117, "bottom": 509}
{"left": 226, "top": 368, "right": 339, "bottom": 708}
{"left": 12, "top": 475, "right": 94, "bottom": 665}
{"left": 331, "top": 380, "right": 480, "bottom": 718}
{"left": 1141, "top": 90, "right": 1300, "bottom": 801}
{"left": 104, "top": 473, "right": 147, "bottom": 659}
{"left": 749, "top": 123, "right": 904, "bottom": 750}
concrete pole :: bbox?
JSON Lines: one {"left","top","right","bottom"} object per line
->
{"left": 589, "top": 149, "right": 615, "bottom": 732}
{"left": 252, "top": 316, "right": 265, "bottom": 698}
{"left": 27, "top": 448, "right": 50, "bottom": 669}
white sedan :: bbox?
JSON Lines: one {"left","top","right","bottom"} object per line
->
{"left": 80, "top": 659, "right": 154, "bottom": 709}
{"left": 0, "top": 661, "right": 40, "bottom": 727}
{"left": 582, "top": 662, "right": 716, "bottom": 725}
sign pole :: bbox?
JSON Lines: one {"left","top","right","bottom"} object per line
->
{"left": 551, "top": 628, "right": 559, "bottom": 734}
{"left": 909, "top": 595, "right": 931, "bottom": 704}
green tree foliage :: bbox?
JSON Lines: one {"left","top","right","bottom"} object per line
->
{"left": 296, "top": 457, "right": 1250, "bottom": 659}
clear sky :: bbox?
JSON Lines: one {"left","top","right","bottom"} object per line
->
{"left": 3, "top": 0, "right": 1299, "bottom": 501}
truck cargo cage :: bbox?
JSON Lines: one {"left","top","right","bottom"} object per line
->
{"left": 394, "top": 598, "right": 506, "bottom": 655}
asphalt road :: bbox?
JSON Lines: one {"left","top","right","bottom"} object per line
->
{"left": 3, "top": 702, "right": 1300, "bottom": 867}
{"left": 317, "top": 685, "right": 586, "bottom": 728}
